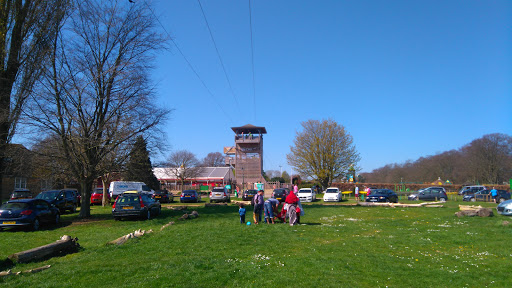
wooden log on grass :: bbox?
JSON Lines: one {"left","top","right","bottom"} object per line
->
{"left": 357, "top": 201, "right": 444, "bottom": 208}
{"left": 0, "top": 265, "right": 51, "bottom": 278}
{"left": 8, "top": 236, "right": 79, "bottom": 264}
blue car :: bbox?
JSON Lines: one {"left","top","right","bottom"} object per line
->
{"left": 0, "top": 199, "right": 60, "bottom": 231}
{"left": 180, "top": 190, "right": 201, "bottom": 203}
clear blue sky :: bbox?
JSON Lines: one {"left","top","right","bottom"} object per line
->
{"left": 149, "top": 0, "right": 511, "bottom": 174}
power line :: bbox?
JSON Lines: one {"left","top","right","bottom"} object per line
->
{"left": 142, "top": 0, "right": 233, "bottom": 124}
{"left": 248, "top": 0, "right": 256, "bottom": 122}
{"left": 197, "top": 0, "right": 241, "bottom": 111}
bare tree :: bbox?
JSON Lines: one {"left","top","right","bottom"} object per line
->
{"left": 0, "top": 0, "right": 69, "bottom": 198}
{"left": 202, "top": 152, "right": 225, "bottom": 167}
{"left": 166, "top": 150, "right": 202, "bottom": 190}
{"left": 26, "top": 0, "right": 169, "bottom": 217}
{"left": 287, "top": 119, "right": 361, "bottom": 189}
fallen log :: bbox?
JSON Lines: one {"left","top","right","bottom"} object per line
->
{"left": 455, "top": 207, "right": 493, "bottom": 217}
{"left": 8, "top": 236, "right": 79, "bottom": 264}
{"left": 0, "top": 265, "right": 51, "bottom": 278}
{"left": 108, "top": 229, "right": 153, "bottom": 245}
{"left": 357, "top": 201, "right": 444, "bottom": 208}
{"left": 459, "top": 205, "right": 484, "bottom": 211}
{"left": 160, "top": 221, "right": 175, "bottom": 231}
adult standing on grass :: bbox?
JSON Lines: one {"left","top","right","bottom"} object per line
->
{"left": 355, "top": 186, "right": 359, "bottom": 201}
{"left": 285, "top": 190, "right": 299, "bottom": 226}
{"left": 253, "top": 190, "right": 264, "bottom": 224}
{"left": 489, "top": 187, "right": 498, "bottom": 203}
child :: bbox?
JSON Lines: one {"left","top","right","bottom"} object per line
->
{"left": 239, "top": 203, "right": 246, "bottom": 224}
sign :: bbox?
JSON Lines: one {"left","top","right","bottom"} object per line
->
{"left": 254, "top": 183, "right": 264, "bottom": 190}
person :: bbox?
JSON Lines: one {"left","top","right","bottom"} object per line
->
{"left": 277, "top": 202, "right": 287, "bottom": 223}
{"left": 285, "top": 190, "right": 299, "bottom": 226}
{"left": 264, "top": 198, "right": 279, "bottom": 224}
{"left": 489, "top": 187, "right": 498, "bottom": 203}
{"left": 238, "top": 203, "right": 246, "bottom": 224}
{"left": 253, "top": 190, "right": 264, "bottom": 224}
{"left": 355, "top": 186, "right": 359, "bottom": 201}
{"left": 293, "top": 184, "right": 298, "bottom": 194}
{"left": 296, "top": 198, "right": 304, "bottom": 224}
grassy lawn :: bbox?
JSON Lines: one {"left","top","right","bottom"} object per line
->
{"left": 1, "top": 199, "right": 510, "bottom": 287}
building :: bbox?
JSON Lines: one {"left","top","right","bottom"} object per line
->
{"left": 153, "top": 167, "right": 235, "bottom": 190}
{"left": 229, "top": 124, "right": 267, "bottom": 189}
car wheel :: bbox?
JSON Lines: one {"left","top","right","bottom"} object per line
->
{"left": 470, "top": 198, "right": 476, "bottom": 202}
{"left": 55, "top": 214, "right": 60, "bottom": 225}
{"left": 71, "top": 205, "right": 77, "bottom": 213}
{"left": 32, "top": 218, "right": 40, "bottom": 231}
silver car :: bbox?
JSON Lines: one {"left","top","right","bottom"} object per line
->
{"left": 497, "top": 199, "right": 512, "bottom": 216}
{"left": 209, "top": 187, "right": 231, "bottom": 203}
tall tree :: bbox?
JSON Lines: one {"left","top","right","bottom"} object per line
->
{"left": 202, "top": 152, "right": 224, "bottom": 167}
{"left": 124, "top": 136, "right": 160, "bottom": 190}
{"left": 26, "top": 0, "right": 169, "bottom": 217}
{"left": 0, "top": 0, "right": 69, "bottom": 199}
{"left": 166, "top": 150, "right": 202, "bottom": 190}
{"left": 287, "top": 119, "right": 361, "bottom": 189}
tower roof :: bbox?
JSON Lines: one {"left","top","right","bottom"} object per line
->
{"left": 231, "top": 124, "right": 267, "bottom": 134}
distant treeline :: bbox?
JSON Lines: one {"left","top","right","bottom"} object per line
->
{"left": 361, "top": 133, "right": 512, "bottom": 185}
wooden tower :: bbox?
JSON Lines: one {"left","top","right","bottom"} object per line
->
{"left": 231, "top": 124, "right": 267, "bottom": 189}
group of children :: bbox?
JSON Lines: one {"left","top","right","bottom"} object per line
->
{"left": 238, "top": 190, "right": 304, "bottom": 225}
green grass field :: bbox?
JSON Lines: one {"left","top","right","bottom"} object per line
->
{"left": 1, "top": 198, "right": 510, "bottom": 287}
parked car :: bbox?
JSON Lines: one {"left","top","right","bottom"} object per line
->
{"left": 152, "top": 190, "right": 173, "bottom": 203}
{"left": 10, "top": 189, "right": 32, "bottom": 200}
{"left": 180, "top": 190, "right": 201, "bottom": 203}
{"left": 112, "top": 191, "right": 161, "bottom": 220}
{"left": 496, "top": 199, "right": 512, "bottom": 216}
{"left": 0, "top": 199, "right": 60, "bottom": 231}
{"left": 271, "top": 188, "right": 289, "bottom": 202}
{"left": 463, "top": 189, "right": 510, "bottom": 203}
{"left": 90, "top": 188, "right": 111, "bottom": 205}
{"left": 458, "top": 185, "right": 487, "bottom": 195}
{"left": 297, "top": 188, "right": 316, "bottom": 202}
{"left": 209, "top": 187, "right": 231, "bottom": 203}
{"left": 408, "top": 187, "right": 447, "bottom": 202}
{"left": 366, "top": 189, "right": 398, "bottom": 203}
{"left": 109, "top": 181, "right": 154, "bottom": 199}
{"left": 323, "top": 187, "right": 342, "bottom": 202}
{"left": 35, "top": 189, "right": 80, "bottom": 213}
{"left": 242, "top": 189, "right": 257, "bottom": 201}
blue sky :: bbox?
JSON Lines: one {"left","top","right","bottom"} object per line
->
{"left": 149, "top": 0, "right": 511, "bottom": 174}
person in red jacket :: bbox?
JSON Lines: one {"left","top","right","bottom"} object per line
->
{"left": 285, "top": 191, "right": 299, "bottom": 226}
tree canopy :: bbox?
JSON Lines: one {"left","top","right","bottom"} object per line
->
{"left": 124, "top": 136, "right": 160, "bottom": 190}
{"left": 287, "top": 119, "right": 360, "bottom": 189}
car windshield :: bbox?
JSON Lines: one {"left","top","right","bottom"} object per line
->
{"left": 1, "top": 202, "right": 30, "bottom": 210}
{"left": 274, "top": 189, "right": 285, "bottom": 193}
{"left": 116, "top": 195, "right": 140, "bottom": 204}
{"left": 35, "top": 191, "right": 59, "bottom": 200}
{"left": 298, "top": 189, "right": 310, "bottom": 193}
{"left": 326, "top": 189, "right": 338, "bottom": 193}
{"left": 154, "top": 191, "right": 166, "bottom": 195}
{"left": 182, "top": 191, "right": 195, "bottom": 196}
{"left": 212, "top": 188, "right": 224, "bottom": 192}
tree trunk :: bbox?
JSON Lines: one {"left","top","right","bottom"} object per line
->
{"left": 79, "top": 179, "right": 93, "bottom": 218}
{"left": 8, "top": 235, "right": 79, "bottom": 264}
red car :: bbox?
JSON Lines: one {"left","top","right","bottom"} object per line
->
{"left": 90, "top": 188, "right": 110, "bottom": 205}
{"left": 10, "top": 189, "right": 32, "bottom": 200}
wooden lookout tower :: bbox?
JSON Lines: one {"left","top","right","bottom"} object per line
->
{"left": 231, "top": 124, "right": 267, "bottom": 189}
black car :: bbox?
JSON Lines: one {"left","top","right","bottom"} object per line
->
{"left": 35, "top": 189, "right": 80, "bottom": 213}
{"left": 112, "top": 192, "right": 161, "bottom": 220}
{"left": 271, "top": 188, "right": 288, "bottom": 202}
{"left": 152, "top": 190, "right": 173, "bottom": 203}
{"left": 463, "top": 189, "right": 510, "bottom": 203}
{"left": 0, "top": 199, "right": 60, "bottom": 231}
{"left": 242, "top": 189, "right": 257, "bottom": 201}
{"left": 365, "top": 189, "right": 398, "bottom": 203}
{"left": 408, "top": 187, "right": 448, "bottom": 202}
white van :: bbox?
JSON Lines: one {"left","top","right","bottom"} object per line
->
{"left": 109, "top": 181, "right": 153, "bottom": 199}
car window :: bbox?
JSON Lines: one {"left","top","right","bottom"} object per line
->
{"left": 1, "top": 202, "right": 29, "bottom": 209}
{"left": 117, "top": 196, "right": 140, "bottom": 204}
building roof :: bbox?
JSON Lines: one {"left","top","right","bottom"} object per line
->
{"left": 153, "top": 167, "right": 234, "bottom": 181}
{"left": 231, "top": 124, "right": 267, "bottom": 134}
